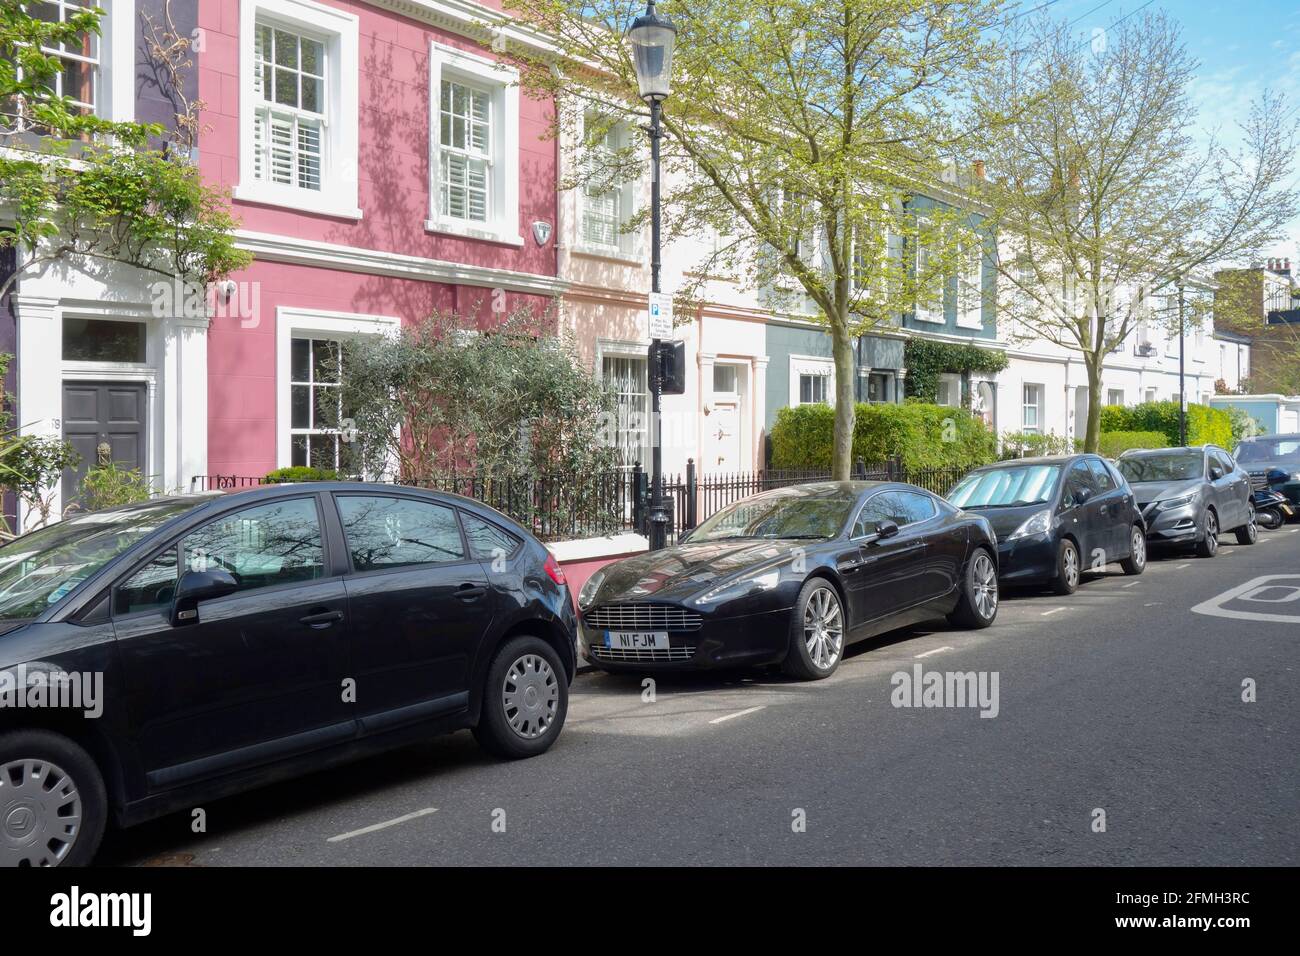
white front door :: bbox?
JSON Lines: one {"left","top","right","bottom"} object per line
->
{"left": 709, "top": 402, "right": 742, "bottom": 471}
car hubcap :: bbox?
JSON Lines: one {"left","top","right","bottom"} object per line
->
{"left": 1206, "top": 513, "right": 1218, "bottom": 552}
{"left": 0, "top": 758, "right": 82, "bottom": 867}
{"left": 803, "top": 587, "right": 843, "bottom": 670}
{"left": 972, "top": 552, "right": 997, "bottom": 619}
{"left": 502, "top": 654, "right": 559, "bottom": 740}
{"left": 1132, "top": 529, "right": 1146, "bottom": 568}
{"left": 1064, "top": 546, "right": 1078, "bottom": 586}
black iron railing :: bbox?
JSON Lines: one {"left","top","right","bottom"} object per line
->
{"left": 190, "top": 459, "right": 973, "bottom": 543}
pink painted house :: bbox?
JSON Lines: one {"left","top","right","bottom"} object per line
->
{"left": 195, "top": 0, "right": 565, "bottom": 478}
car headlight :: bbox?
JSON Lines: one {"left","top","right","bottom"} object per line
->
{"left": 577, "top": 569, "right": 606, "bottom": 610}
{"left": 1156, "top": 493, "right": 1195, "bottom": 509}
{"left": 1007, "top": 509, "right": 1052, "bottom": 540}
{"left": 692, "top": 567, "right": 781, "bottom": 606}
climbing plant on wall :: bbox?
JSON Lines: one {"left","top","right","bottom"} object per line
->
{"left": 903, "top": 339, "right": 1008, "bottom": 405}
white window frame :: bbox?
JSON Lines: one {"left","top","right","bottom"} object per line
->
{"left": 236, "top": 0, "right": 360, "bottom": 220}
{"left": 913, "top": 216, "right": 944, "bottom": 324}
{"left": 576, "top": 112, "right": 637, "bottom": 257}
{"left": 276, "top": 308, "right": 400, "bottom": 470}
{"left": 1022, "top": 383, "right": 1044, "bottom": 433}
{"left": 1107, "top": 388, "right": 1125, "bottom": 406}
{"left": 426, "top": 42, "right": 522, "bottom": 247}
{"left": 790, "top": 355, "right": 835, "bottom": 407}
{"left": 956, "top": 229, "right": 985, "bottom": 329}
{"left": 596, "top": 341, "right": 652, "bottom": 471}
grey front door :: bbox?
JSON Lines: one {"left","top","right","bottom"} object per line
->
{"left": 61, "top": 382, "right": 147, "bottom": 507}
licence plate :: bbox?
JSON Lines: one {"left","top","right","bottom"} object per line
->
{"left": 1282, "top": 504, "right": 1295, "bottom": 516}
{"left": 604, "top": 630, "right": 669, "bottom": 650}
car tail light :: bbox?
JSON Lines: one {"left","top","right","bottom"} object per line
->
{"left": 544, "top": 554, "right": 567, "bottom": 587}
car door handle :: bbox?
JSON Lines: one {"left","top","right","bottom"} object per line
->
{"left": 455, "top": 584, "right": 488, "bottom": 601}
{"left": 299, "top": 608, "right": 344, "bottom": 628}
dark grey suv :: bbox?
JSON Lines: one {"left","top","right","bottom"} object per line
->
{"left": 1116, "top": 445, "right": 1256, "bottom": 556}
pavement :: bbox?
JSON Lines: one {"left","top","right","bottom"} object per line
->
{"left": 100, "top": 527, "right": 1300, "bottom": 866}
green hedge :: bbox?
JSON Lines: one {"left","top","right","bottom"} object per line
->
{"left": 265, "top": 466, "right": 339, "bottom": 483}
{"left": 770, "top": 402, "right": 997, "bottom": 471}
{"left": 999, "top": 430, "right": 1077, "bottom": 458}
{"left": 1098, "top": 401, "right": 1232, "bottom": 448}
{"left": 1097, "top": 431, "right": 1168, "bottom": 458}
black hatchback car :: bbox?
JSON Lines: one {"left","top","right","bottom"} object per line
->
{"left": 947, "top": 454, "right": 1146, "bottom": 593}
{"left": 578, "top": 481, "right": 999, "bottom": 682}
{"left": 0, "top": 484, "right": 576, "bottom": 866}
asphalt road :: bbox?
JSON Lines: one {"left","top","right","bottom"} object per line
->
{"left": 101, "top": 527, "right": 1300, "bottom": 866}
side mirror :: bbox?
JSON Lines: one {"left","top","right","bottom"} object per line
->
{"left": 1073, "top": 487, "right": 1092, "bottom": 506}
{"left": 876, "top": 519, "right": 900, "bottom": 540}
{"left": 171, "top": 568, "right": 238, "bottom": 626}
{"left": 1209, "top": 466, "right": 1224, "bottom": 481}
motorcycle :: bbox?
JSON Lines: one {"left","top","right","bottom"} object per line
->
{"left": 1252, "top": 468, "right": 1295, "bottom": 531}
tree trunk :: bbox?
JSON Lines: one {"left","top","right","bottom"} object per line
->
{"left": 1083, "top": 358, "right": 1103, "bottom": 453}
{"left": 831, "top": 320, "right": 856, "bottom": 480}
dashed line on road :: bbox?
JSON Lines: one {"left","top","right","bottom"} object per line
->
{"left": 1041, "top": 607, "right": 1068, "bottom": 616}
{"left": 1122, "top": 581, "right": 1141, "bottom": 588}
{"left": 1176, "top": 563, "right": 1190, "bottom": 570}
{"left": 914, "top": 646, "right": 954, "bottom": 659}
{"left": 708, "top": 705, "right": 766, "bottom": 725}
{"left": 327, "top": 808, "right": 438, "bottom": 843}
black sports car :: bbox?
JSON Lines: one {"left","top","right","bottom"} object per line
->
{"left": 946, "top": 454, "right": 1147, "bottom": 593}
{"left": 577, "top": 481, "right": 1000, "bottom": 681}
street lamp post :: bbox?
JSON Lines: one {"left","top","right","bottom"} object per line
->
{"left": 629, "top": 1, "right": 676, "bottom": 551}
{"left": 1177, "top": 276, "right": 1186, "bottom": 446}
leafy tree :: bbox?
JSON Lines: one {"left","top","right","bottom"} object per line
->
{"left": 335, "top": 307, "right": 618, "bottom": 482}
{"left": 974, "top": 10, "right": 1300, "bottom": 452}
{"left": 0, "top": 0, "right": 250, "bottom": 302}
{"left": 508, "top": 0, "right": 1008, "bottom": 479}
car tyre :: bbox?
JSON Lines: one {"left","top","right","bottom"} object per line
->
{"left": 1119, "top": 525, "right": 1147, "bottom": 575}
{"left": 0, "top": 729, "right": 107, "bottom": 868}
{"left": 472, "top": 636, "right": 568, "bottom": 760}
{"left": 1234, "top": 512, "right": 1258, "bottom": 545}
{"left": 947, "top": 547, "right": 998, "bottom": 629}
{"left": 1195, "top": 509, "right": 1219, "bottom": 558}
{"left": 782, "top": 578, "right": 845, "bottom": 681}
{"left": 1052, "top": 538, "right": 1080, "bottom": 595}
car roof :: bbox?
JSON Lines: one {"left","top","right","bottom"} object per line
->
{"left": 747, "top": 480, "right": 919, "bottom": 500}
{"left": 1240, "top": 433, "right": 1300, "bottom": 441}
{"left": 970, "top": 453, "right": 1094, "bottom": 471}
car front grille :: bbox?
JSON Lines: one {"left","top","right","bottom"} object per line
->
{"left": 584, "top": 603, "right": 704, "bottom": 632}
{"left": 589, "top": 644, "right": 697, "bottom": 663}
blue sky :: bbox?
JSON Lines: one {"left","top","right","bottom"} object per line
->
{"left": 1037, "top": 0, "right": 1300, "bottom": 260}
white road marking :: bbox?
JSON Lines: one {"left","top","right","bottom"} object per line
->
{"left": 1122, "top": 581, "right": 1141, "bottom": 588}
{"left": 327, "top": 808, "right": 438, "bottom": 843}
{"left": 1041, "top": 607, "right": 1068, "bottom": 616}
{"left": 708, "top": 705, "right": 766, "bottom": 725}
{"left": 914, "top": 646, "right": 954, "bottom": 659}
{"left": 1192, "top": 574, "right": 1300, "bottom": 623}
{"left": 1176, "top": 563, "right": 1190, "bottom": 569}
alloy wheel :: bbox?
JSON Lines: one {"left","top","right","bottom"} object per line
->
{"left": 1063, "top": 545, "right": 1079, "bottom": 587}
{"left": 972, "top": 551, "right": 998, "bottom": 619}
{"left": 501, "top": 653, "right": 559, "bottom": 740}
{"left": 1205, "top": 512, "right": 1218, "bottom": 553}
{"left": 1130, "top": 528, "right": 1146, "bottom": 569}
{"left": 0, "top": 758, "right": 83, "bottom": 867}
{"left": 802, "top": 587, "right": 844, "bottom": 671}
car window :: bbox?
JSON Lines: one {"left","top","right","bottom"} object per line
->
{"left": 1086, "top": 458, "right": 1115, "bottom": 491}
{"left": 460, "top": 512, "right": 521, "bottom": 562}
{"left": 1063, "top": 461, "right": 1094, "bottom": 506}
{"left": 337, "top": 495, "right": 466, "bottom": 570}
{"left": 115, "top": 546, "right": 180, "bottom": 617}
{"left": 948, "top": 465, "right": 1060, "bottom": 507}
{"left": 854, "top": 491, "right": 934, "bottom": 536}
{"left": 183, "top": 498, "right": 325, "bottom": 592}
{"left": 1211, "top": 451, "right": 1234, "bottom": 476}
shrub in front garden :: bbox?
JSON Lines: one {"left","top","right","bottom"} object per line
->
{"left": 1099, "top": 401, "right": 1232, "bottom": 448}
{"left": 1097, "top": 431, "right": 1168, "bottom": 458}
{"left": 770, "top": 402, "right": 997, "bottom": 471}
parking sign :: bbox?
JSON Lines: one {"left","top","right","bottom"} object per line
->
{"left": 647, "top": 292, "right": 674, "bottom": 339}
